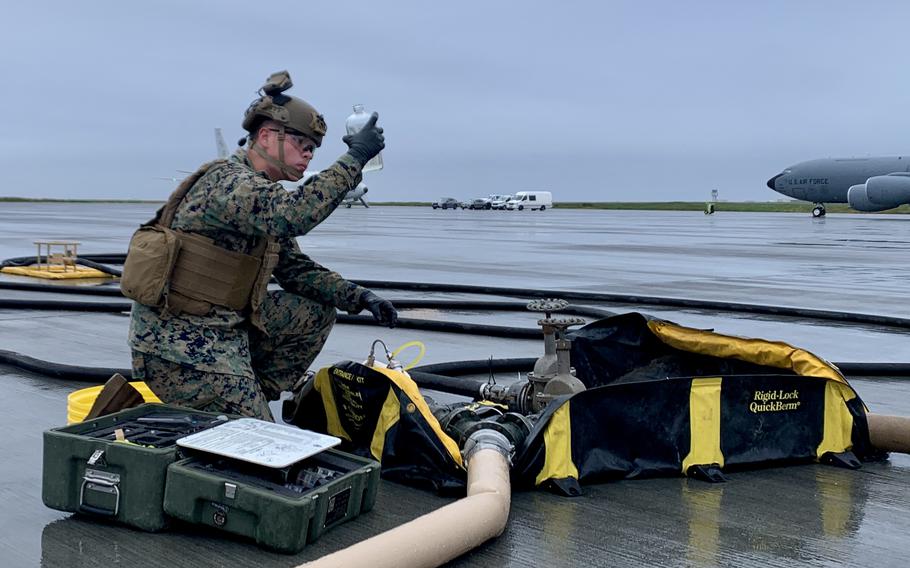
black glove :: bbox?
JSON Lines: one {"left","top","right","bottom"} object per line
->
{"left": 342, "top": 112, "right": 385, "bottom": 167}
{"left": 360, "top": 290, "right": 398, "bottom": 328}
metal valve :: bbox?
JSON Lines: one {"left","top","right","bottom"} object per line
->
{"left": 526, "top": 299, "right": 586, "bottom": 412}
{"left": 480, "top": 299, "right": 588, "bottom": 414}
{"left": 526, "top": 298, "right": 569, "bottom": 315}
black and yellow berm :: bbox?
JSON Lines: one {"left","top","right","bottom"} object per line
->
{"left": 284, "top": 361, "right": 466, "bottom": 493}
{"left": 284, "top": 313, "right": 879, "bottom": 496}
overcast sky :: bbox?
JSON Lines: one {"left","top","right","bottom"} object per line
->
{"left": 3, "top": 1, "right": 910, "bottom": 202}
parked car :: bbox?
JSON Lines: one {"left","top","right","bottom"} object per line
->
{"left": 468, "top": 198, "right": 490, "bottom": 210}
{"left": 490, "top": 194, "right": 513, "bottom": 209}
{"left": 432, "top": 197, "right": 464, "bottom": 210}
{"left": 505, "top": 191, "right": 552, "bottom": 211}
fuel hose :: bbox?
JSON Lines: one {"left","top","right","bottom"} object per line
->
{"left": 3, "top": 276, "right": 910, "bottom": 331}
{"left": 2, "top": 264, "right": 910, "bottom": 386}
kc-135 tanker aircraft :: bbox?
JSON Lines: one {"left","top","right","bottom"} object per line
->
{"left": 767, "top": 156, "right": 910, "bottom": 217}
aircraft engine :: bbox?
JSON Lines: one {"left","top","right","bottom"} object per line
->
{"left": 864, "top": 175, "right": 910, "bottom": 210}
{"left": 847, "top": 184, "right": 886, "bottom": 211}
{"left": 848, "top": 175, "right": 910, "bottom": 212}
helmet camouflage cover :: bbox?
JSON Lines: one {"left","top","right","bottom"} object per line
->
{"left": 242, "top": 70, "right": 327, "bottom": 147}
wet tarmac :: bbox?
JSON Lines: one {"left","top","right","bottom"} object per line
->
{"left": 2, "top": 203, "right": 910, "bottom": 567}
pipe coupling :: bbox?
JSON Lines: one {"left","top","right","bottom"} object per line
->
{"left": 462, "top": 428, "right": 512, "bottom": 462}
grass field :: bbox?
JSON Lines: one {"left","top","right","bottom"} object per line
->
{"left": 3, "top": 197, "right": 909, "bottom": 214}
{"left": 375, "top": 201, "right": 910, "bottom": 213}
{"left": 551, "top": 202, "right": 910, "bottom": 213}
{"left": 0, "top": 197, "right": 161, "bottom": 204}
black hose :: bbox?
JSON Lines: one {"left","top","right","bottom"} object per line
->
{"left": 367, "top": 300, "right": 615, "bottom": 320}
{"left": 0, "top": 299, "right": 131, "bottom": 312}
{"left": 0, "top": 348, "right": 510, "bottom": 395}
{"left": 413, "top": 358, "right": 536, "bottom": 376}
{"left": 0, "top": 350, "right": 130, "bottom": 381}
{"left": 79, "top": 258, "right": 122, "bottom": 277}
{"left": 0, "top": 348, "right": 489, "bottom": 396}
{"left": 354, "top": 280, "right": 910, "bottom": 331}
{"left": 835, "top": 362, "right": 910, "bottom": 377}
{"left": 5, "top": 294, "right": 907, "bottom": 377}
{"left": 4, "top": 349, "right": 908, "bottom": 397}
{"left": 0, "top": 281, "right": 124, "bottom": 295}
{"left": 408, "top": 358, "right": 538, "bottom": 398}
{"left": 0, "top": 299, "right": 559, "bottom": 338}
{"left": 408, "top": 371, "right": 485, "bottom": 397}
{"left": 409, "top": 358, "right": 910, "bottom": 380}
{"left": 414, "top": 358, "right": 910, "bottom": 379}
{"left": 4, "top": 274, "right": 910, "bottom": 333}
{"left": 78, "top": 254, "right": 127, "bottom": 264}
{"left": 0, "top": 347, "right": 493, "bottom": 394}
{"left": 0, "top": 295, "right": 908, "bottom": 377}
{"left": 4, "top": 257, "right": 910, "bottom": 385}
{"left": 338, "top": 314, "right": 540, "bottom": 339}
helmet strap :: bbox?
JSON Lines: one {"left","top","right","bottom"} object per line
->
{"left": 250, "top": 125, "right": 303, "bottom": 181}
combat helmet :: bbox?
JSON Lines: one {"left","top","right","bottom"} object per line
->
{"left": 242, "top": 70, "right": 327, "bottom": 147}
{"left": 242, "top": 71, "right": 325, "bottom": 181}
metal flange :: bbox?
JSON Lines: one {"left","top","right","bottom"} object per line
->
{"left": 537, "top": 317, "right": 586, "bottom": 328}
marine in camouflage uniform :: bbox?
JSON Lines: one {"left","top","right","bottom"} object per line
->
{"left": 128, "top": 71, "right": 395, "bottom": 420}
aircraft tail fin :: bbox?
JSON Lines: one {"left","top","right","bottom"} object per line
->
{"left": 215, "top": 128, "right": 229, "bottom": 158}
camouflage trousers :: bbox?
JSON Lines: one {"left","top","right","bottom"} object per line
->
{"left": 132, "top": 290, "right": 335, "bottom": 421}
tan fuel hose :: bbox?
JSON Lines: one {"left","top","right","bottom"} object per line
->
{"left": 300, "top": 430, "right": 512, "bottom": 568}
{"left": 867, "top": 413, "right": 910, "bottom": 454}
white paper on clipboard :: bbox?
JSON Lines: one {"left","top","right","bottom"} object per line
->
{"left": 177, "top": 418, "right": 341, "bottom": 468}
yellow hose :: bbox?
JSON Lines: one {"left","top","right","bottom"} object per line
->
{"left": 391, "top": 340, "right": 426, "bottom": 370}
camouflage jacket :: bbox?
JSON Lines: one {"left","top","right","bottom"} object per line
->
{"left": 129, "top": 149, "right": 366, "bottom": 377}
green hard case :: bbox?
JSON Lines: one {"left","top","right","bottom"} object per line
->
{"left": 163, "top": 449, "right": 380, "bottom": 553}
{"left": 42, "top": 404, "right": 229, "bottom": 531}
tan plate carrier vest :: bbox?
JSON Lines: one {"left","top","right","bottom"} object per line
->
{"left": 121, "top": 160, "right": 279, "bottom": 330}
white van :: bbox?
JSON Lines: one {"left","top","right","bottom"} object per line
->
{"left": 505, "top": 191, "right": 552, "bottom": 211}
